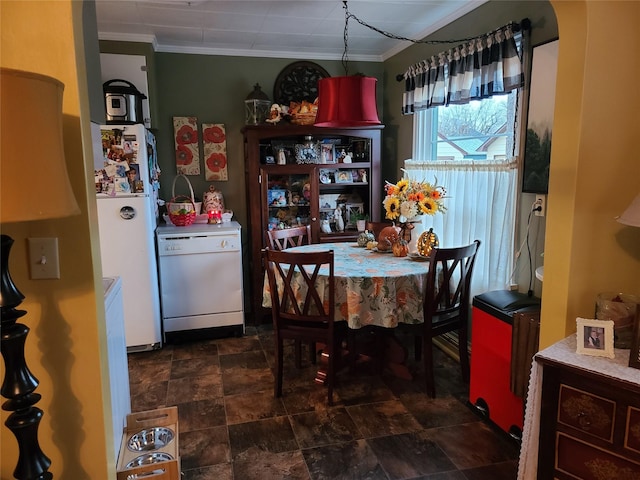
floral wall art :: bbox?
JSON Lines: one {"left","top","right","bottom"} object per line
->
{"left": 173, "top": 116, "right": 200, "bottom": 175}
{"left": 202, "top": 123, "right": 228, "bottom": 181}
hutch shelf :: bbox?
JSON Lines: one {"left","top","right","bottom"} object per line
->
{"left": 242, "top": 124, "right": 383, "bottom": 323}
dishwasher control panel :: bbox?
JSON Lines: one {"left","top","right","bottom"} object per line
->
{"left": 158, "top": 234, "right": 240, "bottom": 255}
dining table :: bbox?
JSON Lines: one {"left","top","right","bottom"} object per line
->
{"left": 262, "top": 241, "right": 432, "bottom": 379}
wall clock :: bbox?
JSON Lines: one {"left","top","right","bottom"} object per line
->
{"left": 273, "top": 61, "right": 330, "bottom": 106}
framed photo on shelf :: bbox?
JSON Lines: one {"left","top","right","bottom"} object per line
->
{"left": 295, "top": 143, "right": 320, "bottom": 164}
{"left": 267, "top": 189, "right": 288, "bottom": 207}
{"left": 576, "top": 317, "right": 615, "bottom": 358}
{"left": 350, "top": 139, "right": 369, "bottom": 161}
{"left": 320, "top": 143, "right": 336, "bottom": 164}
{"left": 335, "top": 170, "right": 353, "bottom": 183}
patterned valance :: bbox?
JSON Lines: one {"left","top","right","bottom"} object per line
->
{"left": 401, "top": 23, "right": 524, "bottom": 114}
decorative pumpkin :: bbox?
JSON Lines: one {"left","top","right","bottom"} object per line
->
{"left": 357, "top": 230, "right": 376, "bottom": 247}
{"left": 377, "top": 225, "right": 401, "bottom": 251}
{"left": 417, "top": 228, "right": 439, "bottom": 257}
{"left": 366, "top": 240, "right": 378, "bottom": 250}
{"left": 392, "top": 238, "right": 409, "bottom": 257}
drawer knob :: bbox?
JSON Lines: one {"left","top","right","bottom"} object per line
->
{"left": 577, "top": 411, "right": 591, "bottom": 427}
{"left": 562, "top": 395, "right": 611, "bottom": 432}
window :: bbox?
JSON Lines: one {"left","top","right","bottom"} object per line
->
{"left": 405, "top": 90, "right": 521, "bottom": 297}
{"left": 414, "top": 92, "right": 518, "bottom": 162}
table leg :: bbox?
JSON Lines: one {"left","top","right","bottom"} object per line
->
{"left": 314, "top": 330, "right": 413, "bottom": 384}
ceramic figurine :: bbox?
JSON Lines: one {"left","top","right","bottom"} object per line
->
{"left": 334, "top": 207, "right": 344, "bottom": 232}
{"left": 321, "top": 219, "right": 332, "bottom": 233}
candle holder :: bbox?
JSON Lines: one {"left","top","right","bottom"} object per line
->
{"left": 207, "top": 210, "right": 222, "bottom": 224}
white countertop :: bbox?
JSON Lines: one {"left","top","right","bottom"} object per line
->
{"left": 156, "top": 220, "right": 241, "bottom": 236}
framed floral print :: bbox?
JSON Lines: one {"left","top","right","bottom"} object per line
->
{"left": 202, "top": 123, "right": 228, "bottom": 181}
{"left": 173, "top": 116, "right": 200, "bottom": 175}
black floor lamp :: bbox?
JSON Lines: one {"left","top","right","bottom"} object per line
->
{"left": 1, "top": 68, "right": 80, "bottom": 479}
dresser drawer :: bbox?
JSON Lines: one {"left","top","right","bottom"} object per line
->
{"left": 625, "top": 407, "right": 640, "bottom": 454}
{"left": 558, "top": 384, "right": 615, "bottom": 442}
{"left": 556, "top": 432, "right": 640, "bottom": 479}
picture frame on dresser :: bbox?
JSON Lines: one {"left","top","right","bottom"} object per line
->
{"left": 576, "top": 317, "right": 615, "bottom": 358}
{"left": 629, "top": 316, "right": 640, "bottom": 369}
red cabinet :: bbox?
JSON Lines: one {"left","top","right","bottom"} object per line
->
{"left": 469, "top": 290, "right": 540, "bottom": 438}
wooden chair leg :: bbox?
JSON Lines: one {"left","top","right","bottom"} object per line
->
{"left": 326, "top": 337, "right": 336, "bottom": 406}
{"left": 347, "top": 329, "right": 357, "bottom": 373}
{"left": 423, "top": 336, "right": 436, "bottom": 398}
{"left": 458, "top": 328, "right": 470, "bottom": 383}
{"left": 275, "top": 337, "right": 284, "bottom": 398}
{"left": 294, "top": 340, "right": 302, "bottom": 368}
{"left": 309, "top": 341, "right": 317, "bottom": 365}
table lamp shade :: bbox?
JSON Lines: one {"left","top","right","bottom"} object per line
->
{"left": 617, "top": 194, "right": 640, "bottom": 227}
{"left": 1, "top": 68, "right": 80, "bottom": 224}
{"left": 314, "top": 76, "right": 381, "bottom": 127}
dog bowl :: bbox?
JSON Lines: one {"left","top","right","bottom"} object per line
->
{"left": 125, "top": 452, "right": 174, "bottom": 468}
{"left": 127, "top": 427, "right": 175, "bottom": 452}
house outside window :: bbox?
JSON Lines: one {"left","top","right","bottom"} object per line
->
{"left": 416, "top": 92, "right": 518, "bottom": 162}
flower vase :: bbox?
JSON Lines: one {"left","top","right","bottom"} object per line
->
{"left": 399, "top": 216, "right": 426, "bottom": 254}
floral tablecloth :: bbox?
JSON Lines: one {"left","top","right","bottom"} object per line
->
{"left": 262, "top": 242, "right": 430, "bottom": 329}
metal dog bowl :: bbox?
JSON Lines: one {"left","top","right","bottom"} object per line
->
{"left": 127, "top": 427, "right": 175, "bottom": 452}
{"left": 125, "top": 452, "right": 174, "bottom": 468}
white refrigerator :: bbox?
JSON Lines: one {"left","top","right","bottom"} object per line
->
{"left": 94, "top": 123, "right": 162, "bottom": 352}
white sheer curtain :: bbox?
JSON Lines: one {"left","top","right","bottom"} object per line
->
{"left": 404, "top": 157, "right": 517, "bottom": 299}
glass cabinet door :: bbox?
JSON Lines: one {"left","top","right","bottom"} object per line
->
{"left": 261, "top": 166, "right": 316, "bottom": 233}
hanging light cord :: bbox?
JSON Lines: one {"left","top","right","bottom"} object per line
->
{"left": 342, "top": 0, "right": 530, "bottom": 78}
{"left": 344, "top": 1, "right": 528, "bottom": 45}
{"left": 342, "top": 2, "right": 350, "bottom": 75}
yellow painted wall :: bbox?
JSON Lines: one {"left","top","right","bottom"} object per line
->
{"left": 1, "top": 0, "right": 638, "bottom": 477}
{"left": 541, "top": 1, "right": 640, "bottom": 348}
{"left": 1, "top": 1, "right": 113, "bottom": 478}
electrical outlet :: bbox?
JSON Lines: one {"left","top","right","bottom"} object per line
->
{"left": 28, "top": 237, "right": 60, "bottom": 279}
{"left": 535, "top": 195, "right": 546, "bottom": 217}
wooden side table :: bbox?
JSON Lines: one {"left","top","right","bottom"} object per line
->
{"left": 518, "top": 334, "right": 640, "bottom": 479}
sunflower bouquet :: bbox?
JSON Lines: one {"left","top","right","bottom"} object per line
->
{"left": 383, "top": 173, "right": 447, "bottom": 221}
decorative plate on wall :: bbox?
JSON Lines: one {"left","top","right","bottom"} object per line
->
{"left": 273, "top": 61, "right": 330, "bottom": 106}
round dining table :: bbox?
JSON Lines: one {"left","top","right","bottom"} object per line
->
{"left": 262, "top": 241, "right": 431, "bottom": 330}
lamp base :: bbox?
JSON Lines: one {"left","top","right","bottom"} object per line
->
{"left": 1, "top": 234, "right": 52, "bottom": 479}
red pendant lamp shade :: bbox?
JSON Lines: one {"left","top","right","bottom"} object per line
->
{"left": 314, "top": 76, "right": 381, "bottom": 127}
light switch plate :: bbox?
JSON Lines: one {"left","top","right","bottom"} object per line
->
{"left": 28, "top": 237, "right": 60, "bottom": 279}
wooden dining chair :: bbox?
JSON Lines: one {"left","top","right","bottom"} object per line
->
{"left": 263, "top": 248, "right": 345, "bottom": 405}
{"left": 405, "top": 240, "right": 481, "bottom": 397}
{"left": 266, "top": 224, "right": 314, "bottom": 366}
{"left": 267, "top": 225, "right": 312, "bottom": 250}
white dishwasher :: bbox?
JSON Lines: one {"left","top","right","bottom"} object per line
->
{"left": 156, "top": 221, "right": 244, "bottom": 342}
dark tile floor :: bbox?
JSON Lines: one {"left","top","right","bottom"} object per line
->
{"left": 127, "top": 325, "right": 520, "bottom": 480}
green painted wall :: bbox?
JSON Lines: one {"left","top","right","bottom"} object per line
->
{"left": 97, "top": 42, "right": 383, "bottom": 316}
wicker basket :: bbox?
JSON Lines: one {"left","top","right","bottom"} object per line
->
{"left": 167, "top": 195, "right": 196, "bottom": 226}
{"left": 290, "top": 113, "right": 317, "bottom": 125}
{"left": 168, "top": 174, "right": 201, "bottom": 215}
